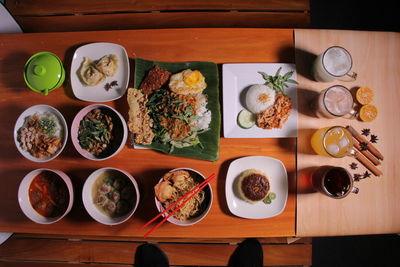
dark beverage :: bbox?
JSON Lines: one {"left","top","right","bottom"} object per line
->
{"left": 312, "top": 166, "right": 355, "bottom": 199}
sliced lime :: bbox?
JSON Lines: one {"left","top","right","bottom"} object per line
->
{"left": 268, "top": 192, "right": 276, "bottom": 200}
{"left": 237, "top": 109, "right": 256, "bottom": 129}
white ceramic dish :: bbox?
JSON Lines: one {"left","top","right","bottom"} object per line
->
{"left": 225, "top": 156, "right": 288, "bottom": 219}
{"left": 18, "top": 168, "right": 74, "bottom": 224}
{"left": 82, "top": 167, "right": 140, "bottom": 225}
{"left": 154, "top": 168, "right": 213, "bottom": 226}
{"left": 71, "top": 104, "right": 128, "bottom": 161}
{"left": 222, "top": 63, "right": 298, "bottom": 138}
{"left": 13, "top": 104, "right": 68, "bottom": 162}
{"left": 70, "top": 42, "right": 130, "bottom": 102}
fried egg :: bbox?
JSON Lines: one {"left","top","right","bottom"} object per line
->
{"left": 169, "top": 69, "right": 207, "bottom": 95}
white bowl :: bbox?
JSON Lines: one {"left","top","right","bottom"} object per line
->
{"left": 14, "top": 105, "right": 68, "bottom": 162}
{"left": 82, "top": 167, "right": 140, "bottom": 225}
{"left": 71, "top": 104, "right": 127, "bottom": 161}
{"left": 155, "top": 168, "right": 213, "bottom": 226}
{"left": 18, "top": 168, "right": 74, "bottom": 224}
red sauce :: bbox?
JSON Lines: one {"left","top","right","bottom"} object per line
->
{"left": 28, "top": 171, "right": 69, "bottom": 218}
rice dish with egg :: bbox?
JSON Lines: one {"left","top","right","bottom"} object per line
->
{"left": 245, "top": 84, "right": 276, "bottom": 114}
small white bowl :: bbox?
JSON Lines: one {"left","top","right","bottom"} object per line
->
{"left": 82, "top": 167, "right": 140, "bottom": 225}
{"left": 71, "top": 104, "right": 127, "bottom": 161}
{"left": 18, "top": 168, "right": 74, "bottom": 224}
{"left": 14, "top": 105, "right": 68, "bottom": 162}
{"left": 155, "top": 168, "right": 213, "bottom": 226}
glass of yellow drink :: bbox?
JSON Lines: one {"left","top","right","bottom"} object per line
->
{"left": 311, "top": 126, "right": 354, "bottom": 158}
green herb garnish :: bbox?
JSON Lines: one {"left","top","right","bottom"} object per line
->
{"left": 40, "top": 118, "right": 57, "bottom": 136}
{"left": 258, "top": 67, "right": 298, "bottom": 95}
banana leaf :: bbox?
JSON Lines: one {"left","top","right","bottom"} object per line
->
{"left": 134, "top": 58, "right": 220, "bottom": 161}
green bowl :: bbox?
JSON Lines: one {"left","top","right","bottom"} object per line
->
{"left": 24, "top": 52, "right": 65, "bottom": 95}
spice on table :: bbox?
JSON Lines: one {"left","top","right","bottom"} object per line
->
{"left": 361, "top": 128, "right": 371, "bottom": 136}
{"left": 370, "top": 134, "right": 379, "bottom": 143}
{"left": 350, "top": 162, "right": 358, "bottom": 170}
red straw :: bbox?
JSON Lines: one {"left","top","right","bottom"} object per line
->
{"left": 141, "top": 173, "right": 215, "bottom": 237}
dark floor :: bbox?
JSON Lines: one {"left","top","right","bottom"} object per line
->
{"left": 310, "top": 0, "right": 399, "bottom": 32}
{"left": 310, "top": 1, "right": 399, "bottom": 267}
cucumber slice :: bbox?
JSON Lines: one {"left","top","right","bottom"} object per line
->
{"left": 263, "top": 196, "right": 272, "bottom": 204}
{"left": 237, "top": 109, "right": 256, "bottom": 129}
{"left": 268, "top": 192, "right": 276, "bottom": 200}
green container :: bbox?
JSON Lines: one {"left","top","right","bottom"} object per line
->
{"left": 24, "top": 52, "right": 65, "bottom": 95}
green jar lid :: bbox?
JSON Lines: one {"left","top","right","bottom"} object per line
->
{"left": 24, "top": 52, "right": 65, "bottom": 95}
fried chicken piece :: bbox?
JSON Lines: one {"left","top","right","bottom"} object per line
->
{"left": 256, "top": 94, "right": 292, "bottom": 129}
{"left": 139, "top": 65, "right": 171, "bottom": 95}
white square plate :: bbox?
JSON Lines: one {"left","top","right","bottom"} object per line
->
{"left": 225, "top": 156, "right": 288, "bottom": 219}
{"left": 222, "top": 63, "right": 297, "bottom": 138}
{"left": 70, "top": 42, "right": 130, "bottom": 102}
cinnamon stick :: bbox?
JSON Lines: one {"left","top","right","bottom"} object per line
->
{"left": 353, "top": 151, "right": 383, "bottom": 176}
{"left": 353, "top": 138, "right": 381, "bottom": 166}
{"left": 346, "top": 125, "right": 384, "bottom": 160}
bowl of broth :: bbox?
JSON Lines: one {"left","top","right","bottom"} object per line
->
{"left": 18, "top": 169, "right": 74, "bottom": 224}
{"left": 82, "top": 167, "right": 140, "bottom": 225}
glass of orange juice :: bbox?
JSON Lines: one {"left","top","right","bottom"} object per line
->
{"left": 311, "top": 126, "right": 354, "bottom": 158}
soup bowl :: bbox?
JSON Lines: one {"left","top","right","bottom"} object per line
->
{"left": 71, "top": 104, "right": 127, "bottom": 161}
{"left": 154, "top": 168, "right": 213, "bottom": 226}
{"left": 82, "top": 167, "right": 140, "bottom": 225}
{"left": 18, "top": 168, "right": 74, "bottom": 224}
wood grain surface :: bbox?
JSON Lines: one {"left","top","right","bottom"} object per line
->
{"left": 6, "top": 0, "right": 309, "bottom": 15}
{"left": 295, "top": 29, "right": 400, "bottom": 236}
{"left": 0, "top": 236, "right": 312, "bottom": 266}
{"left": 13, "top": 12, "right": 310, "bottom": 33}
{"left": 0, "top": 29, "right": 296, "bottom": 238}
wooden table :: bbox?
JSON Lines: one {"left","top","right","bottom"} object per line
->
{"left": 0, "top": 29, "right": 296, "bottom": 238}
{"left": 295, "top": 29, "right": 400, "bottom": 236}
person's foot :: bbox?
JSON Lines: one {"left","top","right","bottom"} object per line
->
{"left": 135, "top": 243, "right": 169, "bottom": 267}
{"left": 228, "top": 238, "right": 263, "bottom": 267}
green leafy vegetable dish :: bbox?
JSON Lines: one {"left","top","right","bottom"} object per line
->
{"left": 128, "top": 58, "right": 220, "bottom": 161}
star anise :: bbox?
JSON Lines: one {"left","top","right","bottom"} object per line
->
{"left": 104, "top": 80, "right": 119, "bottom": 91}
{"left": 350, "top": 162, "right": 358, "bottom": 170}
{"left": 353, "top": 173, "right": 362, "bottom": 182}
{"left": 363, "top": 171, "right": 372, "bottom": 179}
{"left": 370, "top": 134, "right": 379, "bottom": 143}
{"left": 359, "top": 142, "right": 369, "bottom": 151}
{"left": 361, "top": 128, "right": 371, "bottom": 136}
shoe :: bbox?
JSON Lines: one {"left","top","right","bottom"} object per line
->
{"left": 228, "top": 238, "right": 263, "bottom": 267}
{"left": 135, "top": 243, "right": 170, "bottom": 267}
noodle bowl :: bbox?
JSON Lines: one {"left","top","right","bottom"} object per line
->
{"left": 154, "top": 168, "right": 213, "bottom": 226}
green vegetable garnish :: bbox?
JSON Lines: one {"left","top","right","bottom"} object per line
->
{"left": 40, "top": 118, "right": 57, "bottom": 136}
{"left": 263, "top": 192, "right": 277, "bottom": 205}
{"left": 258, "top": 67, "right": 298, "bottom": 95}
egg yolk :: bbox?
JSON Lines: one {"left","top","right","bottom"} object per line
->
{"left": 184, "top": 70, "right": 202, "bottom": 87}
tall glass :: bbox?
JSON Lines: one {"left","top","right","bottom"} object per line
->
{"left": 312, "top": 46, "right": 357, "bottom": 82}
{"left": 311, "top": 126, "right": 354, "bottom": 158}
{"left": 315, "top": 85, "right": 357, "bottom": 119}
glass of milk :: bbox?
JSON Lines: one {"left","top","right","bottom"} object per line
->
{"left": 315, "top": 85, "right": 357, "bottom": 119}
{"left": 312, "top": 46, "right": 357, "bottom": 82}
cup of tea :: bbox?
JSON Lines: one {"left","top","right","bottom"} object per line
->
{"left": 312, "top": 46, "right": 357, "bottom": 82}
{"left": 312, "top": 165, "right": 359, "bottom": 199}
{"left": 315, "top": 85, "right": 357, "bottom": 119}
